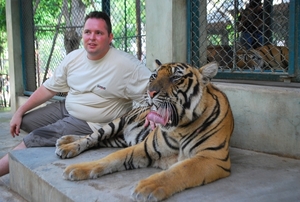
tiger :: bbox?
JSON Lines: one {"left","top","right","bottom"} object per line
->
{"left": 236, "top": 45, "right": 289, "bottom": 72}
{"left": 207, "top": 45, "right": 233, "bottom": 69}
{"left": 55, "top": 60, "right": 234, "bottom": 202}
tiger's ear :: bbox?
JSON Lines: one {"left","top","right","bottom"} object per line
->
{"left": 153, "top": 59, "right": 162, "bottom": 70}
{"left": 199, "top": 62, "right": 218, "bottom": 82}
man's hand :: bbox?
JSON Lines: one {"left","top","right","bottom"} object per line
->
{"left": 8, "top": 85, "right": 57, "bottom": 138}
{"left": 10, "top": 112, "right": 23, "bottom": 137}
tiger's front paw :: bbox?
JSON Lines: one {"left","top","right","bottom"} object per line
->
{"left": 55, "top": 135, "right": 83, "bottom": 159}
{"left": 63, "top": 162, "right": 103, "bottom": 180}
{"left": 131, "top": 177, "right": 170, "bottom": 202}
{"left": 55, "top": 144, "right": 80, "bottom": 159}
{"left": 56, "top": 135, "right": 83, "bottom": 146}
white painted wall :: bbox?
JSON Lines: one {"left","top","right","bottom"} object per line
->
{"left": 217, "top": 83, "right": 300, "bottom": 158}
{"left": 145, "top": 0, "right": 187, "bottom": 70}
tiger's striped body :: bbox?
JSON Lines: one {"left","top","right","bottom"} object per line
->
{"left": 55, "top": 106, "right": 152, "bottom": 157}
{"left": 236, "top": 45, "right": 289, "bottom": 71}
{"left": 56, "top": 61, "right": 234, "bottom": 201}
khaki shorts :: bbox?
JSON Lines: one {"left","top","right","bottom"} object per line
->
{"left": 22, "top": 100, "right": 93, "bottom": 148}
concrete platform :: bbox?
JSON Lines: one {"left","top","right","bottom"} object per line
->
{"left": 8, "top": 146, "right": 300, "bottom": 202}
{"left": 0, "top": 174, "right": 27, "bottom": 202}
{"left": 1, "top": 111, "right": 300, "bottom": 202}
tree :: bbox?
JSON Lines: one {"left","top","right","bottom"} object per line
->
{"left": 33, "top": 0, "right": 87, "bottom": 82}
{"left": 110, "top": 0, "right": 146, "bottom": 59}
{"left": 0, "top": 0, "right": 7, "bottom": 72}
{"left": 62, "top": 0, "right": 86, "bottom": 54}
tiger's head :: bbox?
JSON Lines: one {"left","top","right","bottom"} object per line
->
{"left": 236, "top": 49, "right": 264, "bottom": 71}
{"left": 144, "top": 60, "right": 218, "bottom": 131}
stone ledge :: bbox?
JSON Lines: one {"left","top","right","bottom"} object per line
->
{"left": 9, "top": 147, "right": 300, "bottom": 202}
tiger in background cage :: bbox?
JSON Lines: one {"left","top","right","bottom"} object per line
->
{"left": 206, "top": 44, "right": 289, "bottom": 72}
{"left": 235, "top": 44, "right": 289, "bottom": 72}
{"left": 207, "top": 45, "right": 233, "bottom": 70}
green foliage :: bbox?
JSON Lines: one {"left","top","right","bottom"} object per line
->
{"left": 111, "top": 0, "right": 146, "bottom": 54}
{"left": 34, "top": 0, "right": 63, "bottom": 38}
{"left": 208, "top": 34, "right": 222, "bottom": 45}
{"left": 0, "top": 0, "right": 6, "bottom": 33}
{"left": 0, "top": 0, "right": 6, "bottom": 54}
{"left": 34, "top": 1, "right": 62, "bottom": 25}
{"left": 226, "top": 23, "right": 235, "bottom": 46}
{"left": 0, "top": 0, "right": 7, "bottom": 73}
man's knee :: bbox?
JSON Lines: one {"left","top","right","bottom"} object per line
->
{"left": 23, "top": 128, "right": 60, "bottom": 148}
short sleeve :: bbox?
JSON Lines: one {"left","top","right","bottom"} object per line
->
{"left": 125, "top": 63, "right": 151, "bottom": 102}
{"left": 43, "top": 55, "right": 70, "bottom": 92}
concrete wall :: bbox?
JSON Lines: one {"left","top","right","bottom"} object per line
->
{"left": 6, "top": 0, "right": 24, "bottom": 112}
{"left": 145, "top": 0, "right": 187, "bottom": 70}
{"left": 216, "top": 83, "right": 300, "bottom": 159}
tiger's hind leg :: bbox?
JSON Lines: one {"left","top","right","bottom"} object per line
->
{"left": 131, "top": 154, "right": 231, "bottom": 201}
{"left": 62, "top": 141, "right": 230, "bottom": 201}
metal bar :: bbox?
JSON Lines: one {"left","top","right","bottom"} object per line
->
{"left": 288, "top": 0, "right": 296, "bottom": 77}
{"left": 186, "top": 0, "right": 191, "bottom": 63}
{"left": 135, "top": 0, "right": 142, "bottom": 60}
{"left": 102, "top": 0, "right": 111, "bottom": 16}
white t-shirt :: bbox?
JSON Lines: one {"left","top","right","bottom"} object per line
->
{"left": 43, "top": 47, "right": 151, "bottom": 131}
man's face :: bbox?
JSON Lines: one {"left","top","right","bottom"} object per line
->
{"left": 82, "top": 18, "right": 113, "bottom": 60}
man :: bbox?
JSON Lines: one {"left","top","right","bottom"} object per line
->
{"left": 0, "top": 11, "right": 151, "bottom": 176}
{"left": 238, "top": 0, "right": 264, "bottom": 49}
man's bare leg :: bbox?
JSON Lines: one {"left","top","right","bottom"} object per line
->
{"left": 0, "top": 141, "right": 27, "bottom": 177}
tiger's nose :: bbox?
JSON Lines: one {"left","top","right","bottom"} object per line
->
{"left": 148, "top": 90, "right": 158, "bottom": 98}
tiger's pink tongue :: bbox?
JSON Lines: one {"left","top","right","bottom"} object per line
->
{"left": 147, "top": 112, "right": 166, "bottom": 124}
{"left": 144, "top": 111, "right": 168, "bottom": 130}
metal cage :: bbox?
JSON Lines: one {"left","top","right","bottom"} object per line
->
{"left": 187, "top": 0, "right": 295, "bottom": 82}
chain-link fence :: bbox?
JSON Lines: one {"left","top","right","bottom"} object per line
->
{"left": 26, "top": 0, "right": 145, "bottom": 90}
{"left": 22, "top": 0, "right": 292, "bottom": 90}
{"left": 188, "top": 0, "right": 290, "bottom": 75}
